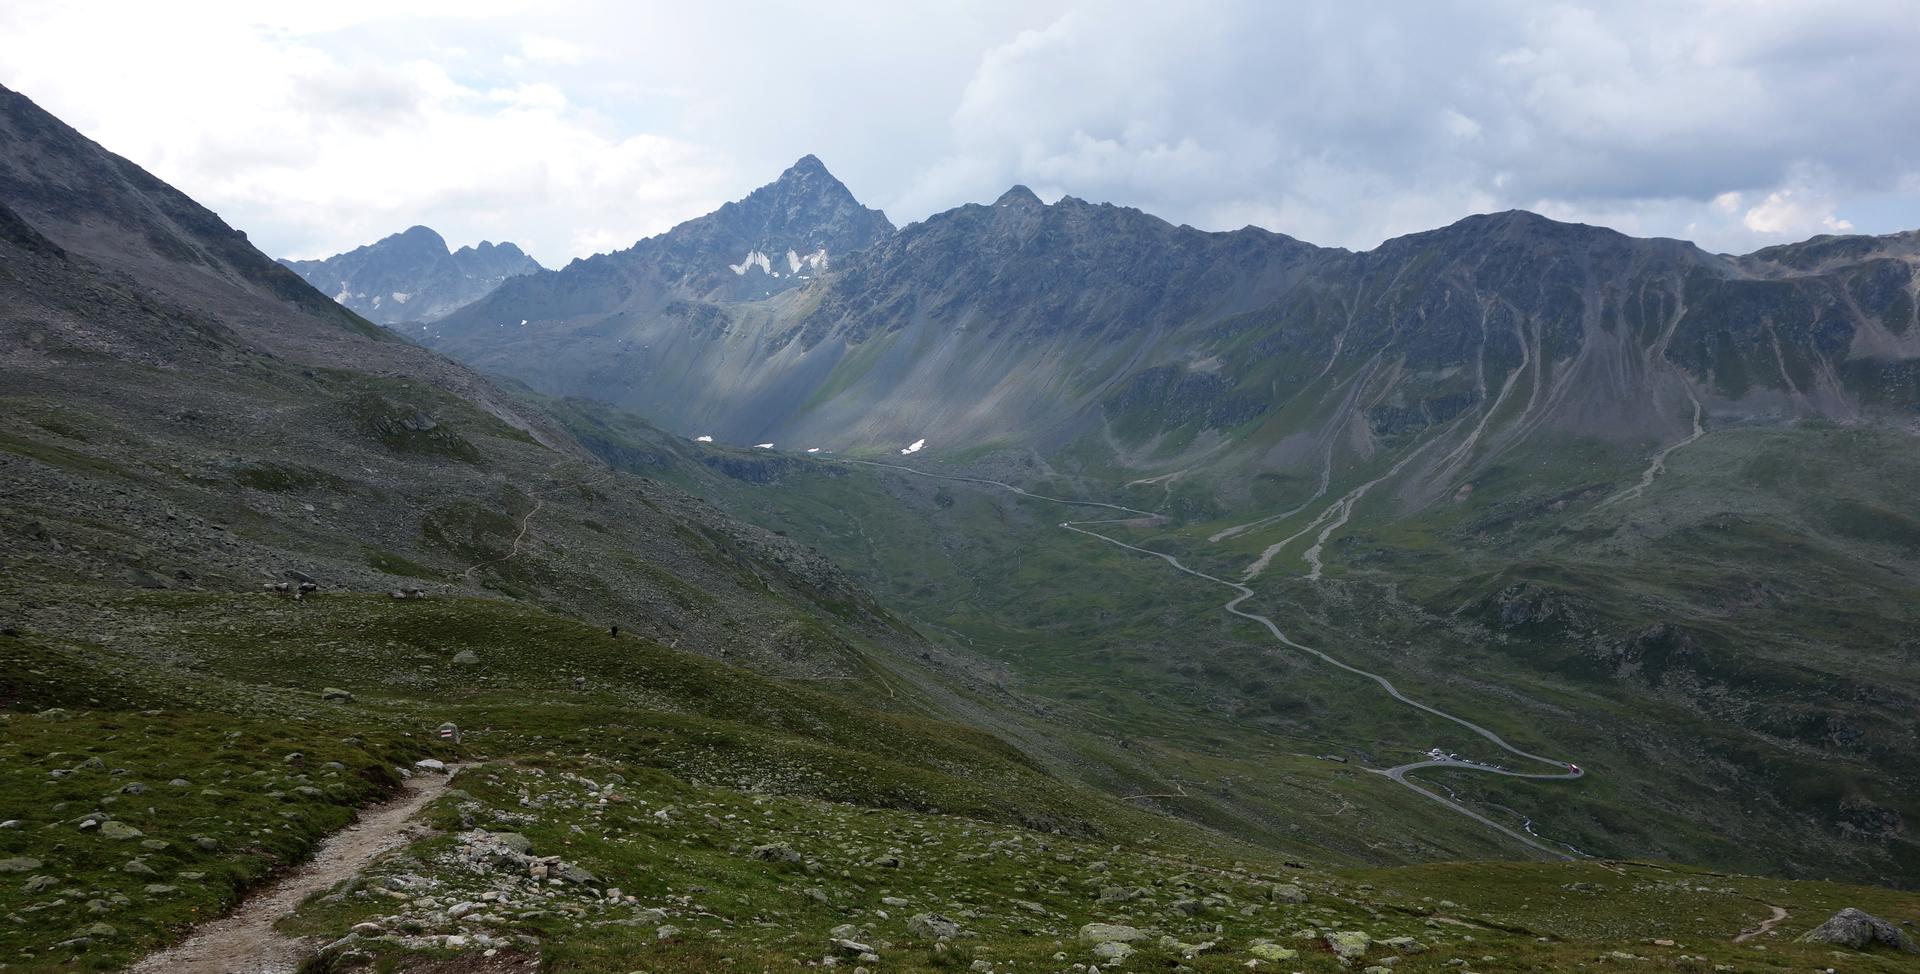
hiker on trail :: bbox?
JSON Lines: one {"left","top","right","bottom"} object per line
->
{"left": 609, "top": 624, "right": 620, "bottom": 637}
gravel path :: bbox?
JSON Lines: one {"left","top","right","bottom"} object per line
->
{"left": 127, "top": 768, "right": 457, "bottom": 974}
{"left": 1733, "top": 904, "right": 1789, "bottom": 943}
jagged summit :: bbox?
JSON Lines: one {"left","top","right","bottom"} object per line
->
{"left": 780, "top": 153, "right": 831, "bottom": 178}
{"left": 994, "top": 184, "right": 1044, "bottom": 208}
{"left": 279, "top": 224, "right": 543, "bottom": 325}
{"left": 435, "top": 156, "right": 896, "bottom": 331}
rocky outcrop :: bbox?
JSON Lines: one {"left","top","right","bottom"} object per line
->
{"left": 1796, "top": 908, "right": 1920, "bottom": 952}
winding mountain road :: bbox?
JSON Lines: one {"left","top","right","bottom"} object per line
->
{"left": 834, "top": 457, "right": 1585, "bottom": 859}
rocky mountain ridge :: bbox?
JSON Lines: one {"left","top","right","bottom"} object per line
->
{"left": 279, "top": 225, "right": 542, "bottom": 325}
{"left": 424, "top": 162, "right": 1920, "bottom": 492}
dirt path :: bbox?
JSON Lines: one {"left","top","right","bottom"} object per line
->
{"left": 1733, "top": 904, "right": 1789, "bottom": 943}
{"left": 460, "top": 464, "right": 621, "bottom": 582}
{"left": 128, "top": 769, "right": 457, "bottom": 974}
{"left": 462, "top": 496, "right": 545, "bottom": 580}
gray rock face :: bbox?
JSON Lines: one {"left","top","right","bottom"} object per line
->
{"left": 280, "top": 226, "right": 543, "bottom": 325}
{"left": 1797, "top": 908, "right": 1920, "bottom": 953}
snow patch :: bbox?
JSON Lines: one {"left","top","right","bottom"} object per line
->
{"left": 392, "top": 291, "right": 410, "bottom": 304}
{"left": 754, "top": 443, "right": 775, "bottom": 449}
{"left": 728, "top": 250, "right": 773, "bottom": 276}
{"left": 900, "top": 438, "right": 926, "bottom": 455}
{"left": 695, "top": 435, "right": 713, "bottom": 443}
{"left": 519, "top": 319, "right": 528, "bottom": 326}
{"left": 805, "top": 447, "right": 820, "bottom": 453}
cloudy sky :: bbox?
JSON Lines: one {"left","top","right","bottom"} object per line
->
{"left": 4, "top": 1, "right": 1918, "bottom": 266}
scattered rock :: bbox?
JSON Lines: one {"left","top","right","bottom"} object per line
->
{"left": 0, "top": 857, "right": 42, "bottom": 873}
{"left": 1091, "top": 941, "right": 1134, "bottom": 961}
{"left": 321, "top": 687, "right": 355, "bottom": 702}
{"left": 98, "top": 821, "right": 144, "bottom": 840}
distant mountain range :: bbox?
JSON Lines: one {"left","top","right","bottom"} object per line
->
{"left": 279, "top": 225, "right": 541, "bottom": 324}
{"left": 426, "top": 156, "right": 1920, "bottom": 496}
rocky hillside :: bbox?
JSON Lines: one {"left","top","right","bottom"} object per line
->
{"left": 280, "top": 226, "right": 542, "bottom": 325}
{"left": 0, "top": 80, "right": 933, "bottom": 683}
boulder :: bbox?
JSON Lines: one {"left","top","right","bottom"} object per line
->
{"left": 0, "top": 857, "right": 42, "bottom": 873}
{"left": 98, "top": 821, "right": 144, "bottom": 840}
{"left": 321, "top": 688, "right": 354, "bottom": 702}
{"left": 489, "top": 832, "right": 534, "bottom": 855}
{"left": 1381, "top": 935, "right": 1427, "bottom": 954}
{"left": 1091, "top": 941, "right": 1134, "bottom": 961}
{"left": 414, "top": 758, "right": 447, "bottom": 773}
{"left": 749, "top": 842, "right": 802, "bottom": 864}
{"left": 1797, "top": 908, "right": 1920, "bottom": 953}
{"left": 1269, "top": 882, "right": 1308, "bottom": 903}
{"left": 1079, "top": 922, "right": 1146, "bottom": 943}
{"left": 906, "top": 912, "right": 961, "bottom": 939}
{"left": 553, "top": 863, "right": 598, "bottom": 885}
{"left": 1325, "top": 930, "right": 1372, "bottom": 959}
{"left": 1248, "top": 942, "right": 1298, "bottom": 961}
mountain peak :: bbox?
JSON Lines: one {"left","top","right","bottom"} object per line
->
{"left": 280, "top": 224, "right": 541, "bottom": 324}
{"left": 782, "top": 154, "right": 829, "bottom": 178}
{"left": 995, "top": 185, "right": 1043, "bottom": 208}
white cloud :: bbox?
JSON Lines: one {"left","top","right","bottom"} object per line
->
{"left": 1742, "top": 187, "right": 1854, "bottom": 237}
{"left": 0, "top": 0, "right": 1915, "bottom": 263}
{"left": 519, "top": 34, "right": 592, "bottom": 66}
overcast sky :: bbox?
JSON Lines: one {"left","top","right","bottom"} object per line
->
{"left": 4, "top": 1, "right": 1918, "bottom": 266}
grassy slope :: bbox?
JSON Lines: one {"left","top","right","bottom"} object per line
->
{"left": 8, "top": 598, "right": 1917, "bottom": 974}
{"left": 544, "top": 396, "right": 1920, "bottom": 890}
